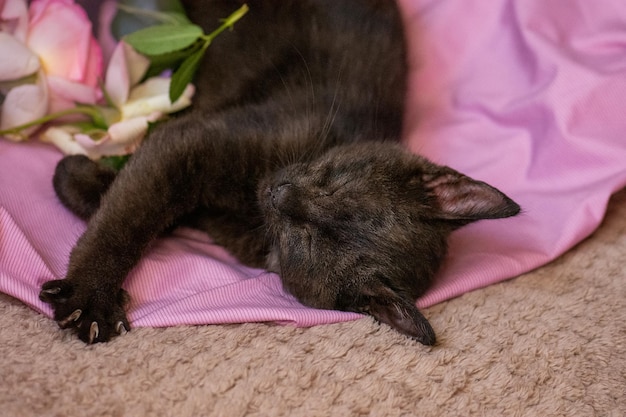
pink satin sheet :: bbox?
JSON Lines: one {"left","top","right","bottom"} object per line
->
{"left": 1, "top": 0, "right": 625, "bottom": 328}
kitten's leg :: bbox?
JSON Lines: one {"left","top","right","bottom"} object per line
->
{"left": 53, "top": 155, "right": 117, "bottom": 220}
{"left": 40, "top": 119, "right": 207, "bottom": 343}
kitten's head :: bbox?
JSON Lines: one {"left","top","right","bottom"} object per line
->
{"left": 258, "top": 142, "right": 519, "bottom": 345}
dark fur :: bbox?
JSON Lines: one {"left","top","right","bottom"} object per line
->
{"left": 40, "top": 0, "right": 520, "bottom": 344}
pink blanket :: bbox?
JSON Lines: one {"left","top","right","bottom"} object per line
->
{"left": 2, "top": 0, "right": 626, "bottom": 328}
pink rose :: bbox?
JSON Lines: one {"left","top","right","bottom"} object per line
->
{"left": 0, "top": 0, "right": 102, "bottom": 133}
{"left": 41, "top": 41, "right": 195, "bottom": 159}
{"left": 27, "top": 0, "right": 103, "bottom": 112}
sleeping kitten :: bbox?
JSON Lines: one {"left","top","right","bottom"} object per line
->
{"left": 40, "top": 0, "right": 520, "bottom": 345}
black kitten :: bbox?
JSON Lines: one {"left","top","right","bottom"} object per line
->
{"left": 40, "top": 0, "right": 520, "bottom": 345}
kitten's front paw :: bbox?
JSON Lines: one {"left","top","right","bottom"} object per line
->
{"left": 39, "top": 279, "right": 130, "bottom": 344}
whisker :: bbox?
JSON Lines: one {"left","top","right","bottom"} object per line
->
{"left": 318, "top": 64, "right": 345, "bottom": 148}
{"left": 291, "top": 43, "right": 316, "bottom": 129}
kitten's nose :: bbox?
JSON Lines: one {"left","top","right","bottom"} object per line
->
{"left": 270, "top": 182, "right": 293, "bottom": 210}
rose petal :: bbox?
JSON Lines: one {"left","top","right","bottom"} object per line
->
{"left": 46, "top": 74, "right": 98, "bottom": 113}
{"left": 128, "top": 76, "right": 170, "bottom": 99}
{"left": 27, "top": 0, "right": 102, "bottom": 86}
{"left": 0, "top": 72, "right": 48, "bottom": 132}
{"left": 0, "top": 0, "right": 29, "bottom": 41}
{"left": 125, "top": 49, "right": 150, "bottom": 89}
{"left": 0, "top": 32, "right": 40, "bottom": 81}
{"left": 107, "top": 115, "right": 151, "bottom": 146}
{"left": 40, "top": 125, "right": 89, "bottom": 155}
{"left": 74, "top": 131, "right": 107, "bottom": 151}
{"left": 104, "top": 41, "right": 150, "bottom": 108}
{"left": 82, "top": 37, "right": 103, "bottom": 87}
{"left": 123, "top": 77, "right": 195, "bottom": 119}
{"left": 97, "top": 0, "right": 118, "bottom": 63}
{"left": 74, "top": 131, "right": 133, "bottom": 157}
{"left": 68, "top": 112, "right": 162, "bottom": 158}
{"left": 104, "top": 43, "right": 131, "bottom": 108}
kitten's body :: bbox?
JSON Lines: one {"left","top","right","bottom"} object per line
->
{"left": 41, "top": 0, "right": 520, "bottom": 344}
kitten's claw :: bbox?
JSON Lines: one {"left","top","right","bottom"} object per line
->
{"left": 39, "top": 279, "right": 73, "bottom": 304}
{"left": 115, "top": 321, "right": 129, "bottom": 335}
{"left": 40, "top": 287, "right": 61, "bottom": 296}
{"left": 89, "top": 322, "right": 99, "bottom": 344}
{"left": 58, "top": 309, "right": 82, "bottom": 328}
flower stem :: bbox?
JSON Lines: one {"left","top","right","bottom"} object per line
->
{"left": 0, "top": 106, "right": 106, "bottom": 138}
{"left": 202, "top": 4, "right": 249, "bottom": 44}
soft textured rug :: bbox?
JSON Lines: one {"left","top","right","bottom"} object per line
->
{"left": 1, "top": 188, "right": 624, "bottom": 417}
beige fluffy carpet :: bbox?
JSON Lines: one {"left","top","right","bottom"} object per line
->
{"left": 2, "top": 189, "right": 625, "bottom": 417}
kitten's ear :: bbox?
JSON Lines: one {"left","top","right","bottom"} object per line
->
{"left": 421, "top": 171, "right": 520, "bottom": 222}
{"left": 363, "top": 284, "right": 436, "bottom": 345}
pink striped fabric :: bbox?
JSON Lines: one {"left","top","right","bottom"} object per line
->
{"left": 2, "top": 0, "right": 626, "bottom": 328}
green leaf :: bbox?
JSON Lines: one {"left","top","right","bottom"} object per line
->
{"left": 116, "top": 6, "right": 190, "bottom": 26}
{"left": 99, "top": 155, "right": 131, "bottom": 171}
{"left": 169, "top": 45, "right": 206, "bottom": 103}
{"left": 119, "top": 0, "right": 185, "bottom": 14}
{"left": 112, "top": 0, "right": 187, "bottom": 40}
{"left": 156, "top": 11, "right": 190, "bottom": 25}
{"left": 124, "top": 24, "right": 203, "bottom": 56}
{"left": 143, "top": 39, "right": 204, "bottom": 78}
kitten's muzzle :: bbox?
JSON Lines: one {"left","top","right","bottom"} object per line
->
{"left": 267, "top": 182, "right": 309, "bottom": 222}
{"left": 269, "top": 182, "right": 293, "bottom": 210}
